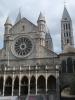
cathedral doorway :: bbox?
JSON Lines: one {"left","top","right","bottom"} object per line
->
{"left": 0, "top": 77, "right": 3, "bottom": 95}
{"left": 14, "top": 76, "right": 19, "bottom": 96}
{"left": 21, "top": 76, "right": 28, "bottom": 95}
{"left": 47, "top": 76, "right": 56, "bottom": 93}
{"left": 30, "top": 76, "right": 36, "bottom": 94}
{"left": 37, "top": 75, "right": 46, "bottom": 94}
{"left": 4, "top": 76, "right": 12, "bottom": 96}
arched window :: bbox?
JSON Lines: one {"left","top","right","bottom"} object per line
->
{"left": 4, "top": 76, "right": 12, "bottom": 96}
{"left": 37, "top": 75, "right": 46, "bottom": 94}
{"left": 67, "top": 57, "right": 73, "bottom": 73}
{"left": 66, "top": 24, "right": 68, "bottom": 30}
{"left": 0, "top": 77, "right": 3, "bottom": 95}
{"left": 67, "top": 39, "right": 69, "bottom": 43}
{"left": 63, "top": 24, "right": 65, "bottom": 30}
{"left": 68, "top": 24, "right": 70, "bottom": 30}
{"left": 21, "top": 76, "right": 28, "bottom": 95}
{"left": 61, "top": 60, "right": 66, "bottom": 73}
{"left": 30, "top": 76, "right": 36, "bottom": 94}
{"left": 14, "top": 76, "right": 19, "bottom": 96}
{"left": 66, "top": 33, "right": 68, "bottom": 37}
{"left": 64, "top": 33, "right": 65, "bottom": 37}
{"left": 47, "top": 76, "right": 56, "bottom": 93}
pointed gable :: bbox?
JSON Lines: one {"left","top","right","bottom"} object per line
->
{"left": 62, "top": 7, "right": 71, "bottom": 21}
{"left": 10, "top": 17, "right": 38, "bottom": 34}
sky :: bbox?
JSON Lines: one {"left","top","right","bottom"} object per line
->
{"left": 0, "top": 0, "right": 75, "bottom": 53}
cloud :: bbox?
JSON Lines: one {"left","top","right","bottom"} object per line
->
{"left": 0, "top": 0, "right": 75, "bottom": 52}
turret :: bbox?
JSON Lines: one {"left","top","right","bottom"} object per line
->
{"left": 4, "top": 16, "right": 12, "bottom": 34}
{"left": 37, "top": 12, "right": 46, "bottom": 33}
{"left": 45, "top": 28, "right": 53, "bottom": 50}
{"left": 37, "top": 12, "right": 46, "bottom": 46}
{"left": 4, "top": 16, "right": 12, "bottom": 49}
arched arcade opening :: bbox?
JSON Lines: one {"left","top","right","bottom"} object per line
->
{"left": 21, "top": 76, "right": 28, "bottom": 96}
{"left": 37, "top": 75, "right": 46, "bottom": 94}
{"left": 47, "top": 76, "right": 56, "bottom": 93}
{"left": 0, "top": 77, "right": 3, "bottom": 95}
{"left": 4, "top": 76, "right": 12, "bottom": 96}
{"left": 30, "top": 76, "right": 36, "bottom": 94}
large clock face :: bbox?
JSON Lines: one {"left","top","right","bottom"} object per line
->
{"left": 12, "top": 36, "right": 33, "bottom": 58}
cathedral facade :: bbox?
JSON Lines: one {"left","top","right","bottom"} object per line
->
{"left": 0, "top": 7, "right": 75, "bottom": 100}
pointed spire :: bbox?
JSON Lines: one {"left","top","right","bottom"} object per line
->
{"left": 15, "top": 9, "right": 21, "bottom": 23}
{"left": 38, "top": 12, "right": 45, "bottom": 22}
{"left": 45, "top": 27, "right": 51, "bottom": 39}
{"left": 62, "top": 7, "right": 71, "bottom": 21}
{"left": 5, "top": 16, "right": 12, "bottom": 25}
{"left": 45, "top": 27, "right": 53, "bottom": 50}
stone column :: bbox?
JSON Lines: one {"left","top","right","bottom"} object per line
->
{"left": 3, "top": 67, "right": 6, "bottom": 96}
{"left": 46, "top": 65, "right": 47, "bottom": 94}
{"left": 19, "top": 66, "right": 21, "bottom": 96}
{"left": 56, "top": 65, "right": 60, "bottom": 100}
{"left": 36, "top": 65, "right": 37, "bottom": 95}
{"left": 3, "top": 74, "right": 5, "bottom": 96}
{"left": 28, "top": 66, "right": 30, "bottom": 95}
{"left": 12, "top": 74, "right": 14, "bottom": 96}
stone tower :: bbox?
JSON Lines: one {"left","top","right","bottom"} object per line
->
{"left": 37, "top": 12, "right": 46, "bottom": 33}
{"left": 61, "top": 7, "right": 74, "bottom": 51}
{"left": 37, "top": 12, "right": 46, "bottom": 46}
{"left": 4, "top": 16, "right": 12, "bottom": 49}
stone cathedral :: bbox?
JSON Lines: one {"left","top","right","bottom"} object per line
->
{"left": 0, "top": 6, "right": 75, "bottom": 100}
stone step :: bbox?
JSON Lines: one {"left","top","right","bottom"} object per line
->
{"left": 0, "top": 96, "right": 18, "bottom": 100}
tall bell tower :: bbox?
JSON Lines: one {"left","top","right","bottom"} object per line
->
{"left": 61, "top": 7, "right": 74, "bottom": 51}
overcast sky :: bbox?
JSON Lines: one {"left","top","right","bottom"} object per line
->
{"left": 0, "top": 0, "right": 75, "bottom": 53}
